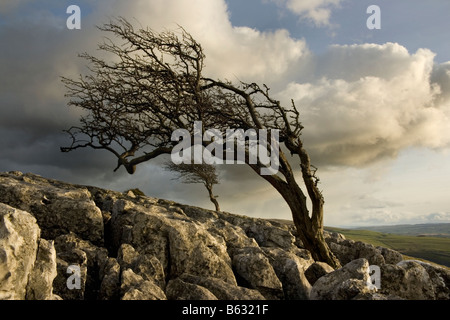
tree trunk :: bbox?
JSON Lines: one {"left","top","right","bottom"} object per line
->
{"left": 279, "top": 180, "right": 341, "bottom": 269}
{"left": 205, "top": 184, "right": 220, "bottom": 212}
{"left": 252, "top": 148, "right": 342, "bottom": 269}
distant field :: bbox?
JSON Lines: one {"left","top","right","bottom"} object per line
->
{"left": 353, "top": 223, "right": 450, "bottom": 238}
{"left": 325, "top": 227, "right": 450, "bottom": 268}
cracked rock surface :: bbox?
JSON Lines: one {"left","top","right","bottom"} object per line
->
{"left": 0, "top": 172, "right": 448, "bottom": 300}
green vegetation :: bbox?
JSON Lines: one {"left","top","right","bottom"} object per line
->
{"left": 354, "top": 223, "right": 450, "bottom": 238}
{"left": 325, "top": 227, "right": 450, "bottom": 268}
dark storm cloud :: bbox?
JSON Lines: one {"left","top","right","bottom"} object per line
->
{"left": 1, "top": 0, "right": 450, "bottom": 224}
{"left": 0, "top": 7, "right": 119, "bottom": 186}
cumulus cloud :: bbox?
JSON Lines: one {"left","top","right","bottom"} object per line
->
{"left": 423, "top": 212, "right": 450, "bottom": 223}
{"left": 1, "top": 0, "right": 450, "bottom": 224}
{"left": 0, "top": 0, "right": 310, "bottom": 206}
{"left": 267, "top": 0, "right": 342, "bottom": 26}
{"left": 103, "top": 0, "right": 309, "bottom": 83}
{"left": 280, "top": 43, "right": 450, "bottom": 167}
{"left": 344, "top": 210, "right": 450, "bottom": 227}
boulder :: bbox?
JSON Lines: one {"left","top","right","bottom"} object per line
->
{"left": 377, "top": 246, "right": 403, "bottom": 264}
{"left": 0, "top": 203, "right": 40, "bottom": 300}
{"left": 53, "top": 248, "right": 88, "bottom": 300}
{"left": 99, "top": 257, "right": 120, "bottom": 300}
{"left": 413, "top": 261, "right": 450, "bottom": 300}
{"left": 231, "top": 247, "right": 284, "bottom": 299}
{"left": 310, "top": 258, "right": 376, "bottom": 300}
{"left": 117, "top": 243, "right": 138, "bottom": 269}
{"left": 26, "top": 239, "right": 58, "bottom": 300}
{"left": 262, "top": 247, "right": 312, "bottom": 300}
{"left": 0, "top": 172, "right": 448, "bottom": 301}
{"left": 0, "top": 172, "right": 104, "bottom": 245}
{"left": 53, "top": 233, "right": 108, "bottom": 300}
{"left": 120, "top": 269, "right": 167, "bottom": 300}
{"left": 179, "top": 274, "right": 265, "bottom": 300}
{"left": 167, "top": 221, "right": 235, "bottom": 283}
{"left": 117, "top": 243, "right": 166, "bottom": 290}
{"left": 305, "top": 262, "right": 335, "bottom": 286}
{"left": 328, "top": 239, "right": 385, "bottom": 266}
{"left": 107, "top": 199, "right": 237, "bottom": 285}
{"left": 166, "top": 278, "right": 218, "bottom": 300}
{"left": 324, "top": 231, "right": 346, "bottom": 242}
{"left": 216, "top": 212, "right": 296, "bottom": 250}
{"left": 380, "top": 260, "right": 436, "bottom": 300}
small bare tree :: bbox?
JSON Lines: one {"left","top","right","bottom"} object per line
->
{"left": 61, "top": 18, "right": 341, "bottom": 268}
{"left": 165, "top": 162, "right": 220, "bottom": 211}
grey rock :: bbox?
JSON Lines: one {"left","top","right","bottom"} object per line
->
{"left": 131, "top": 254, "right": 166, "bottom": 290}
{"left": 334, "top": 278, "right": 375, "bottom": 300}
{"left": 413, "top": 260, "right": 450, "bottom": 300}
{"left": 377, "top": 246, "right": 403, "bottom": 264}
{"left": 0, "top": 203, "right": 40, "bottom": 300}
{"left": 166, "top": 278, "right": 218, "bottom": 300}
{"left": 117, "top": 243, "right": 138, "bottom": 270}
{"left": 120, "top": 269, "right": 166, "bottom": 300}
{"left": 167, "top": 221, "right": 235, "bottom": 283}
{"left": 99, "top": 257, "right": 120, "bottom": 300}
{"left": 380, "top": 261, "right": 435, "bottom": 300}
{"left": 0, "top": 172, "right": 104, "bottom": 245}
{"left": 1, "top": 172, "right": 448, "bottom": 301}
{"left": 53, "top": 248, "right": 88, "bottom": 300}
{"left": 327, "top": 241, "right": 355, "bottom": 265}
{"left": 231, "top": 247, "right": 284, "bottom": 299}
{"left": 263, "top": 247, "right": 312, "bottom": 299}
{"left": 328, "top": 239, "right": 385, "bottom": 266}
{"left": 53, "top": 233, "right": 108, "bottom": 300}
{"left": 324, "top": 231, "right": 346, "bottom": 242}
{"left": 117, "top": 243, "right": 166, "bottom": 290}
{"left": 305, "top": 262, "right": 335, "bottom": 286}
{"left": 326, "top": 231, "right": 402, "bottom": 267}
{"left": 26, "top": 239, "right": 58, "bottom": 300}
{"left": 179, "top": 274, "right": 265, "bottom": 300}
{"left": 216, "top": 212, "right": 296, "bottom": 250}
{"left": 310, "top": 258, "right": 376, "bottom": 300}
{"left": 108, "top": 199, "right": 236, "bottom": 285}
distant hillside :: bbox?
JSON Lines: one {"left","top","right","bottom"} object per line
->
{"left": 353, "top": 223, "right": 450, "bottom": 238}
{"left": 325, "top": 226, "right": 450, "bottom": 268}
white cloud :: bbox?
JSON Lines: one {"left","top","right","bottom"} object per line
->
{"left": 2, "top": 0, "right": 450, "bottom": 226}
{"left": 100, "top": 0, "right": 309, "bottom": 83}
{"left": 344, "top": 211, "right": 450, "bottom": 227}
{"left": 268, "top": 0, "right": 342, "bottom": 26}
{"left": 422, "top": 212, "right": 450, "bottom": 223}
{"left": 280, "top": 43, "right": 450, "bottom": 167}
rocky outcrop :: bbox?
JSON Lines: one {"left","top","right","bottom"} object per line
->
{"left": 0, "top": 172, "right": 449, "bottom": 300}
{"left": 378, "top": 260, "right": 450, "bottom": 300}
{"left": 304, "top": 262, "right": 335, "bottom": 286}
{"left": 0, "top": 203, "right": 41, "bottom": 300}
{"left": 310, "top": 258, "right": 376, "bottom": 300}
{"left": 324, "top": 231, "right": 403, "bottom": 266}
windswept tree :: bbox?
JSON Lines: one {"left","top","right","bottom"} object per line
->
{"left": 61, "top": 18, "right": 341, "bottom": 268}
{"left": 164, "top": 162, "right": 220, "bottom": 211}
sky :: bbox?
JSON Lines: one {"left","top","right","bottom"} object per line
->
{"left": 1, "top": 0, "right": 450, "bottom": 227}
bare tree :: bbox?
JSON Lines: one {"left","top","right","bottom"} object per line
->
{"left": 61, "top": 18, "right": 341, "bottom": 268}
{"left": 165, "top": 162, "right": 220, "bottom": 211}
